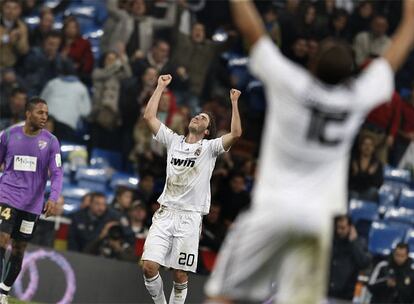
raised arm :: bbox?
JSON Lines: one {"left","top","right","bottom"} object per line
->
{"left": 143, "top": 74, "right": 172, "bottom": 135}
{"left": 222, "top": 89, "right": 242, "bottom": 151}
{"left": 383, "top": 0, "right": 414, "bottom": 72}
{"left": 230, "top": 0, "right": 266, "bottom": 47}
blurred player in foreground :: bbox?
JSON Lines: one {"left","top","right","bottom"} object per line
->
{"left": 0, "top": 97, "right": 63, "bottom": 304}
{"left": 141, "top": 74, "right": 242, "bottom": 304}
{"left": 205, "top": 0, "right": 414, "bottom": 303}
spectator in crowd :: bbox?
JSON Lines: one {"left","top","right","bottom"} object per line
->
{"left": 363, "top": 90, "right": 402, "bottom": 164}
{"left": 0, "top": 87, "right": 27, "bottom": 130}
{"left": 348, "top": 1, "right": 374, "bottom": 37}
{"left": 277, "top": 0, "right": 301, "bottom": 55}
{"left": 68, "top": 192, "right": 120, "bottom": 252}
{"left": 215, "top": 173, "right": 250, "bottom": 227}
{"left": 29, "top": 7, "right": 54, "bottom": 47}
{"left": 80, "top": 192, "right": 93, "bottom": 209}
{"left": 171, "top": 21, "right": 223, "bottom": 114}
{"left": 368, "top": 243, "right": 414, "bottom": 304}
{"left": 135, "top": 173, "right": 157, "bottom": 208}
{"left": 100, "top": 0, "right": 133, "bottom": 54}
{"left": 125, "top": 0, "right": 176, "bottom": 58}
{"left": 328, "top": 9, "right": 351, "bottom": 42}
{"left": 328, "top": 215, "right": 372, "bottom": 301}
{"left": 119, "top": 66, "right": 158, "bottom": 158}
{"left": 296, "top": 3, "right": 320, "bottom": 39}
{"left": 349, "top": 134, "right": 383, "bottom": 201}
{"left": 390, "top": 82, "right": 414, "bottom": 166}
{"left": 125, "top": 200, "right": 149, "bottom": 239}
{"left": 199, "top": 203, "right": 227, "bottom": 253}
{"left": 21, "top": 30, "right": 67, "bottom": 96}
{"left": 315, "top": 0, "right": 337, "bottom": 34}
{"left": 353, "top": 15, "right": 391, "bottom": 67}
{"left": 262, "top": 5, "right": 281, "bottom": 46}
{"left": 0, "top": 68, "right": 25, "bottom": 117}
{"left": 40, "top": 60, "right": 91, "bottom": 142}
{"left": 61, "top": 16, "right": 94, "bottom": 84}
{"left": 0, "top": 0, "right": 29, "bottom": 68}
{"left": 84, "top": 223, "right": 136, "bottom": 262}
{"left": 90, "top": 47, "right": 132, "bottom": 149}
{"left": 288, "top": 36, "right": 309, "bottom": 67}
{"left": 112, "top": 186, "right": 135, "bottom": 217}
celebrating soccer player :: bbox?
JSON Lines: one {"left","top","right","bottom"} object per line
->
{"left": 141, "top": 74, "right": 242, "bottom": 304}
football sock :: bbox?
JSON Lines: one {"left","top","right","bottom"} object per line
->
{"left": 144, "top": 273, "right": 167, "bottom": 304}
{"left": 169, "top": 281, "right": 188, "bottom": 304}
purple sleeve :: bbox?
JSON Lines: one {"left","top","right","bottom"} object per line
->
{"left": 48, "top": 137, "right": 63, "bottom": 202}
{"left": 0, "top": 131, "right": 7, "bottom": 166}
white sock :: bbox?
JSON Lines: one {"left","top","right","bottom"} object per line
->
{"left": 144, "top": 273, "right": 167, "bottom": 304}
{"left": 169, "top": 281, "right": 188, "bottom": 304}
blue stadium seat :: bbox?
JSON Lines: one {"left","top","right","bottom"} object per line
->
{"left": 349, "top": 199, "right": 379, "bottom": 239}
{"left": 90, "top": 148, "right": 122, "bottom": 171}
{"left": 399, "top": 188, "right": 414, "bottom": 210}
{"left": 378, "top": 184, "right": 399, "bottom": 207}
{"left": 75, "top": 167, "right": 109, "bottom": 193}
{"left": 61, "top": 186, "right": 91, "bottom": 214}
{"left": 405, "top": 229, "right": 414, "bottom": 259}
{"left": 368, "top": 221, "right": 410, "bottom": 256}
{"left": 383, "top": 166, "right": 412, "bottom": 185}
{"left": 384, "top": 207, "right": 414, "bottom": 226}
{"left": 110, "top": 172, "right": 139, "bottom": 190}
{"left": 60, "top": 141, "right": 87, "bottom": 162}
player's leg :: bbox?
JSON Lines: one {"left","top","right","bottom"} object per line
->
{"left": 169, "top": 269, "right": 188, "bottom": 304}
{"left": 0, "top": 239, "right": 27, "bottom": 296}
{"left": 168, "top": 211, "right": 202, "bottom": 304}
{"left": 0, "top": 204, "right": 18, "bottom": 298}
{"left": 0, "top": 208, "right": 37, "bottom": 299}
{"left": 141, "top": 207, "right": 174, "bottom": 304}
{"left": 274, "top": 218, "right": 332, "bottom": 304}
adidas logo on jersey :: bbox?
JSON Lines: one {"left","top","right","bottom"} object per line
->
{"left": 170, "top": 157, "right": 195, "bottom": 167}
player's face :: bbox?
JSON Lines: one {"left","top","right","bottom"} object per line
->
{"left": 27, "top": 103, "right": 48, "bottom": 130}
{"left": 188, "top": 113, "right": 210, "bottom": 136}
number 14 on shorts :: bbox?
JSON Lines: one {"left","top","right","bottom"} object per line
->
{"left": 0, "top": 206, "right": 11, "bottom": 220}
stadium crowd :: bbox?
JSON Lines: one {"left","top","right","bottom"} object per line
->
{"left": 0, "top": 0, "right": 414, "bottom": 302}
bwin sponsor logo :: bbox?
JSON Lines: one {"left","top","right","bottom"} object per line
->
{"left": 170, "top": 157, "right": 195, "bottom": 167}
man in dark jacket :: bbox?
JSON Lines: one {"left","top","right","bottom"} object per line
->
{"left": 68, "top": 192, "right": 120, "bottom": 252}
{"left": 368, "top": 242, "right": 414, "bottom": 304}
{"left": 328, "top": 215, "right": 372, "bottom": 300}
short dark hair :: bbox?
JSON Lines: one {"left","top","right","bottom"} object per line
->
{"left": 44, "top": 30, "right": 62, "bottom": 41}
{"left": 203, "top": 111, "right": 216, "bottom": 139}
{"left": 312, "top": 38, "right": 354, "bottom": 85}
{"left": 11, "top": 87, "right": 26, "bottom": 97}
{"left": 334, "top": 214, "right": 352, "bottom": 226}
{"left": 395, "top": 242, "right": 409, "bottom": 253}
{"left": 25, "top": 97, "right": 47, "bottom": 112}
{"left": 2, "top": 0, "right": 22, "bottom": 7}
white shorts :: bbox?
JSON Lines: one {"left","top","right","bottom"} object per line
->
{"left": 205, "top": 204, "right": 333, "bottom": 304}
{"left": 141, "top": 206, "right": 202, "bottom": 273}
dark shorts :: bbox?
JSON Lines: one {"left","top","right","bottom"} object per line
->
{"left": 0, "top": 203, "right": 39, "bottom": 241}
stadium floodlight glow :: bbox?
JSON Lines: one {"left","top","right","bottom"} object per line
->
{"left": 14, "top": 249, "right": 76, "bottom": 304}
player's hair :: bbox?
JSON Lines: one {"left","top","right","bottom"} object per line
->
{"left": 394, "top": 242, "right": 409, "bottom": 253}
{"left": 311, "top": 38, "right": 354, "bottom": 85}
{"left": 204, "top": 111, "right": 216, "bottom": 139}
{"left": 25, "top": 97, "right": 47, "bottom": 112}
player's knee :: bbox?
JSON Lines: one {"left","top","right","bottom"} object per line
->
{"left": 142, "top": 260, "right": 159, "bottom": 278}
{"left": 173, "top": 269, "right": 188, "bottom": 283}
{"left": 0, "top": 232, "right": 11, "bottom": 248}
{"left": 11, "top": 240, "right": 27, "bottom": 257}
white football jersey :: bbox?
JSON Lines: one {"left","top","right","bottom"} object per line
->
{"left": 249, "top": 37, "right": 394, "bottom": 216}
{"left": 154, "top": 124, "right": 226, "bottom": 214}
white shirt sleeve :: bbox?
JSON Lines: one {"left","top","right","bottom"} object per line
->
{"left": 351, "top": 58, "right": 394, "bottom": 111}
{"left": 249, "top": 36, "right": 311, "bottom": 95}
{"left": 154, "top": 123, "right": 181, "bottom": 149}
{"left": 208, "top": 137, "right": 227, "bottom": 157}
